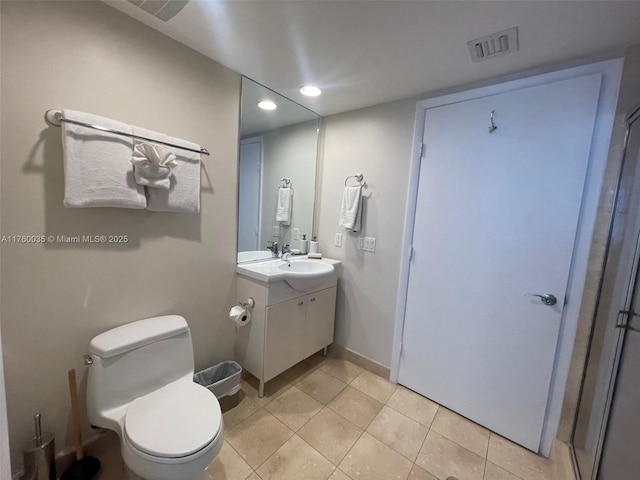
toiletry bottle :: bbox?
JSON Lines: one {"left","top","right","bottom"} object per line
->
{"left": 300, "top": 234, "right": 309, "bottom": 255}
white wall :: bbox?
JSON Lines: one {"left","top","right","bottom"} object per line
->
{"left": 317, "top": 99, "right": 417, "bottom": 367}
{"left": 0, "top": 1, "right": 240, "bottom": 471}
{"left": 260, "top": 121, "right": 319, "bottom": 250}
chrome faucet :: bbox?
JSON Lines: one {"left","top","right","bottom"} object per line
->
{"left": 281, "top": 244, "right": 292, "bottom": 264}
{"left": 267, "top": 241, "right": 279, "bottom": 257}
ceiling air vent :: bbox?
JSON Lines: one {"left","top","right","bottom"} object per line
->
{"left": 467, "top": 27, "right": 518, "bottom": 63}
{"left": 127, "top": 0, "right": 189, "bottom": 22}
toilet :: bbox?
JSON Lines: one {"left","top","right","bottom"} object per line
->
{"left": 86, "top": 315, "right": 223, "bottom": 480}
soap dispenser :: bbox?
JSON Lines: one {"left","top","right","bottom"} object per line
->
{"left": 300, "top": 234, "right": 309, "bottom": 255}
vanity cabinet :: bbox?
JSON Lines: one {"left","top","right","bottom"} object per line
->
{"left": 263, "top": 287, "right": 337, "bottom": 381}
{"left": 303, "top": 287, "right": 338, "bottom": 357}
{"left": 263, "top": 295, "right": 307, "bottom": 381}
{"left": 235, "top": 266, "right": 339, "bottom": 397}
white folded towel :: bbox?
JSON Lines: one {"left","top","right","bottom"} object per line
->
{"left": 131, "top": 142, "right": 177, "bottom": 190}
{"left": 339, "top": 185, "right": 363, "bottom": 232}
{"left": 132, "top": 126, "right": 201, "bottom": 213}
{"left": 276, "top": 186, "right": 293, "bottom": 225}
{"left": 61, "top": 109, "right": 146, "bottom": 209}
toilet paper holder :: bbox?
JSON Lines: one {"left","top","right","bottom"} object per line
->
{"left": 238, "top": 298, "right": 255, "bottom": 309}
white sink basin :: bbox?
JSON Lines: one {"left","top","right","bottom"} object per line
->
{"left": 276, "top": 260, "right": 334, "bottom": 291}
{"left": 236, "top": 257, "right": 338, "bottom": 292}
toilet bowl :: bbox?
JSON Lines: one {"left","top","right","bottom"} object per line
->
{"left": 86, "top": 315, "right": 223, "bottom": 480}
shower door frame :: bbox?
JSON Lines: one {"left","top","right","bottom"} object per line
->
{"left": 571, "top": 102, "right": 640, "bottom": 480}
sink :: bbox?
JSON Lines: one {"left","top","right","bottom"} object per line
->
{"left": 276, "top": 260, "right": 334, "bottom": 291}
{"left": 236, "top": 257, "right": 338, "bottom": 292}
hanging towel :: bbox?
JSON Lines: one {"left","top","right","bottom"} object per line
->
{"left": 61, "top": 109, "right": 146, "bottom": 209}
{"left": 276, "top": 186, "right": 293, "bottom": 225}
{"left": 339, "top": 185, "right": 363, "bottom": 232}
{"left": 132, "top": 126, "right": 201, "bottom": 213}
{"left": 131, "top": 142, "right": 177, "bottom": 190}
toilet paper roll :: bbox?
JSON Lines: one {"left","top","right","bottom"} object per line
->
{"left": 229, "top": 305, "right": 251, "bottom": 327}
{"left": 309, "top": 241, "right": 319, "bottom": 254}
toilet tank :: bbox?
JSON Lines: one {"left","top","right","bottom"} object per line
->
{"left": 87, "top": 315, "right": 195, "bottom": 427}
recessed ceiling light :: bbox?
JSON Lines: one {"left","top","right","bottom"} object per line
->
{"left": 300, "top": 86, "right": 322, "bottom": 97}
{"left": 257, "top": 100, "right": 277, "bottom": 110}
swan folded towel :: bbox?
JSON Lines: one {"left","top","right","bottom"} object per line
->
{"left": 132, "top": 126, "right": 201, "bottom": 213}
{"left": 61, "top": 109, "right": 146, "bottom": 209}
{"left": 339, "top": 185, "right": 363, "bottom": 232}
{"left": 276, "top": 186, "right": 293, "bottom": 225}
{"left": 131, "top": 142, "right": 177, "bottom": 190}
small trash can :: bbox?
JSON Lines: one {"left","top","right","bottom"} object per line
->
{"left": 194, "top": 361, "right": 242, "bottom": 399}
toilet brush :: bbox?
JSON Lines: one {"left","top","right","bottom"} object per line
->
{"left": 61, "top": 369, "right": 101, "bottom": 480}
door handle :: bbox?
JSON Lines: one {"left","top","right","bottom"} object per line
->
{"left": 528, "top": 293, "right": 557, "bottom": 306}
{"left": 616, "top": 310, "right": 640, "bottom": 332}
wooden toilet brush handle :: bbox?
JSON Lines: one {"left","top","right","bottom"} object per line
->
{"left": 68, "top": 369, "right": 84, "bottom": 461}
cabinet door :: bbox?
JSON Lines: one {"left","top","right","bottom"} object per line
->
{"left": 304, "top": 287, "right": 337, "bottom": 358}
{"left": 264, "top": 298, "right": 307, "bottom": 381}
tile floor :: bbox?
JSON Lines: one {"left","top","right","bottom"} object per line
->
{"left": 95, "top": 355, "right": 555, "bottom": 480}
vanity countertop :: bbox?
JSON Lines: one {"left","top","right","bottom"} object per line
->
{"left": 236, "top": 256, "right": 341, "bottom": 284}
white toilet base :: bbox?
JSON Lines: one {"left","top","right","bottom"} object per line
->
{"left": 121, "top": 426, "right": 223, "bottom": 480}
{"left": 126, "top": 465, "right": 208, "bottom": 480}
{"left": 126, "top": 465, "right": 143, "bottom": 480}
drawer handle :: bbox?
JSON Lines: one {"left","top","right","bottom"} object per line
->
{"left": 298, "top": 301, "right": 304, "bottom": 306}
{"left": 310, "top": 298, "right": 316, "bottom": 302}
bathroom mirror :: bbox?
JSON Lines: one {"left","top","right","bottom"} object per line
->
{"left": 238, "top": 77, "right": 320, "bottom": 263}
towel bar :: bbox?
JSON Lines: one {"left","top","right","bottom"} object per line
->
{"left": 44, "top": 109, "right": 210, "bottom": 156}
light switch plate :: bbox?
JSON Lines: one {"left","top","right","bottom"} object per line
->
{"left": 361, "top": 237, "right": 377, "bottom": 252}
{"left": 293, "top": 228, "right": 300, "bottom": 241}
{"left": 272, "top": 225, "right": 281, "bottom": 237}
{"left": 334, "top": 233, "right": 343, "bottom": 247}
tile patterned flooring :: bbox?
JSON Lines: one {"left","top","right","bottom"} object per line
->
{"left": 95, "top": 355, "right": 554, "bottom": 480}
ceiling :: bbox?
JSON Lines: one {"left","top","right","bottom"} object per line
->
{"left": 105, "top": 0, "right": 640, "bottom": 117}
{"left": 241, "top": 77, "right": 319, "bottom": 137}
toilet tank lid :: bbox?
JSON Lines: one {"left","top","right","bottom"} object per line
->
{"left": 89, "top": 315, "right": 189, "bottom": 358}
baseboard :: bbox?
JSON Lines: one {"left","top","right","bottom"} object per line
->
{"left": 551, "top": 439, "right": 577, "bottom": 480}
{"left": 328, "top": 345, "right": 391, "bottom": 379}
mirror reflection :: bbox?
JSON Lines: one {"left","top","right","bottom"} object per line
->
{"left": 238, "top": 77, "right": 320, "bottom": 263}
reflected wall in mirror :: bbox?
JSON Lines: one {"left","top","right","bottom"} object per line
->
{"left": 238, "top": 77, "right": 320, "bottom": 264}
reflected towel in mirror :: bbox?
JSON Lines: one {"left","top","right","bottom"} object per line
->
{"left": 276, "top": 186, "right": 292, "bottom": 225}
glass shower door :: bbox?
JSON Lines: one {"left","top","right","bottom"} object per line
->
{"left": 572, "top": 105, "right": 640, "bottom": 479}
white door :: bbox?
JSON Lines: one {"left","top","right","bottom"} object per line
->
{"left": 239, "top": 138, "right": 262, "bottom": 252}
{"left": 399, "top": 74, "right": 603, "bottom": 451}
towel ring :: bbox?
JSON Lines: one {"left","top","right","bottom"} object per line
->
{"left": 279, "top": 177, "right": 291, "bottom": 187}
{"left": 345, "top": 173, "right": 364, "bottom": 186}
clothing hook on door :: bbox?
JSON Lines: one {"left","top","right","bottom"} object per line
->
{"left": 488, "top": 110, "right": 498, "bottom": 133}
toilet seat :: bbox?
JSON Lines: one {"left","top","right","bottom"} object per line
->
{"left": 124, "top": 382, "right": 221, "bottom": 459}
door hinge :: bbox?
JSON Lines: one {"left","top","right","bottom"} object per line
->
{"left": 409, "top": 246, "right": 414, "bottom": 261}
{"left": 399, "top": 341, "right": 404, "bottom": 357}
{"left": 419, "top": 143, "right": 425, "bottom": 159}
